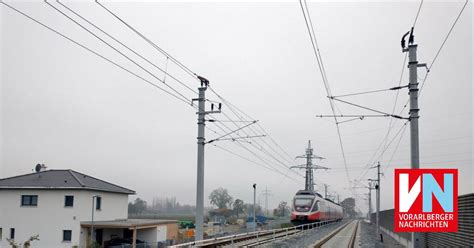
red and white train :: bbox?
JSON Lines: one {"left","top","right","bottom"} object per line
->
{"left": 290, "top": 190, "right": 343, "bottom": 224}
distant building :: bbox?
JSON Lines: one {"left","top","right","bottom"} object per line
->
{"left": 0, "top": 169, "right": 178, "bottom": 248}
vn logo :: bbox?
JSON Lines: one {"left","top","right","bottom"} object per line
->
{"left": 394, "top": 169, "right": 458, "bottom": 232}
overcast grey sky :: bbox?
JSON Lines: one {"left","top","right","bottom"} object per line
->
{"left": 1, "top": 0, "right": 472, "bottom": 212}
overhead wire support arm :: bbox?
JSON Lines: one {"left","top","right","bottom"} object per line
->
{"left": 331, "top": 85, "right": 409, "bottom": 98}
{"left": 205, "top": 119, "right": 255, "bottom": 123}
{"left": 317, "top": 114, "right": 390, "bottom": 118}
{"left": 337, "top": 117, "right": 366, "bottom": 124}
{"left": 327, "top": 97, "right": 409, "bottom": 120}
{"left": 296, "top": 155, "right": 325, "bottom": 160}
{"left": 213, "top": 134, "right": 266, "bottom": 142}
{"left": 205, "top": 121, "right": 258, "bottom": 144}
{"left": 290, "top": 164, "right": 329, "bottom": 170}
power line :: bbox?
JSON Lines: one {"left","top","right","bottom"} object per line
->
{"left": 412, "top": 0, "right": 424, "bottom": 28}
{"left": 384, "top": 125, "right": 407, "bottom": 173}
{"left": 215, "top": 110, "right": 304, "bottom": 178}
{"left": 394, "top": 0, "right": 469, "bottom": 116}
{"left": 209, "top": 120, "right": 303, "bottom": 182}
{"left": 357, "top": 121, "right": 409, "bottom": 181}
{"left": 208, "top": 86, "right": 302, "bottom": 170}
{"left": 419, "top": 0, "right": 469, "bottom": 95}
{"left": 95, "top": 0, "right": 197, "bottom": 79}
{"left": 212, "top": 88, "right": 297, "bottom": 164}
{"left": 299, "top": 0, "right": 352, "bottom": 188}
{"left": 219, "top": 109, "right": 296, "bottom": 170}
{"left": 324, "top": 138, "right": 472, "bottom": 157}
{"left": 92, "top": 2, "right": 306, "bottom": 185}
{"left": 211, "top": 144, "right": 301, "bottom": 185}
{"left": 331, "top": 86, "right": 406, "bottom": 98}
{"left": 45, "top": 1, "right": 193, "bottom": 105}
{"left": 329, "top": 97, "right": 408, "bottom": 119}
{"left": 1, "top": 1, "right": 192, "bottom": 107}
{"left": 56, "top": 0, "right": 198, "bottom": 95}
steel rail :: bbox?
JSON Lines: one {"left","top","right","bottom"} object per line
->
{"left": 311, "top": 220, "right": 359, "bottom": 248}
{"left": 172, "top": 220, "right": 340, "bottom": 247}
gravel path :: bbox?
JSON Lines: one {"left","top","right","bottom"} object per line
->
{"left": 357, "top": 220, "right": 405, "bottom": 248}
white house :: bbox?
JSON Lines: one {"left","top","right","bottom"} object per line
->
{"left": 0, "top": 169, "right": 178, "bottom": 248}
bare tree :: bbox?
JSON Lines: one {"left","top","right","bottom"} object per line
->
{"left": 209, "top": 187, "right": 233, "bottom": 209}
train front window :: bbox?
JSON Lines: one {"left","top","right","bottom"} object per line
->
{"left": 311, "top": 200, "right": 319, "bottom": 211}
{"left": 294, "top": 198, "right": 313, "bottom": 212}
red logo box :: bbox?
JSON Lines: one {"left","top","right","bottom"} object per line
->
{"left": 394, "top": 169, "right": 458, "bottom": 232}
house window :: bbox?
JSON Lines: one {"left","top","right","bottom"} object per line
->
{"left": 62, "top": 230, "right": 72, "bottom": 242}
{"left": 96, "top": 197, "right": 102, "bottom": 210}
{"left": 10, "top": 228, "right": 15, "bottom": 239}
{"left": 64, "top": 196, "right": 74, "bottom": 207}
{"left": 21, "top": 195, "right": 38, "bottom": 206}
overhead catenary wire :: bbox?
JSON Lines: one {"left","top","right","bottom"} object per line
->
{"left": 329, "top": 97, "right": 408, "bottom": 119}
{"left": 209, "top": 120, "right": 304, "bottom": 182}
{"left": 219, "top": 109, "right": 297, "bottom": 168}
{"left": 207, "top": 86, "right": 303, "bottom": 170}
{"left": 383, "top": 124, "right": 408, "bottom": 173}
{"left": 205, "top": 115, "right": 304, "bottom": 182}
{"left": 206, "top": 121, "right": 257, "bottom": 144}
{"left": 355, "top": 0, "right": 425, "bottom": 183}
{"left": 299, "top": 0, "right": 352, "bottom": 188}
{"left": 419, "top": 0, "right": 469, "bottom": 95}
{"left": 204, "top": 101, "right": 307, "bottom": 180}
{"left": 412, "top": 0, "right": 424, "bottom": 28}
{"left": 95, "top": 0, "right": 197, "bottom": 79}
{"left": 331, "top": 85, "right": 407, "bottom": 98}
{"left": 45, "top": 0, "right": 193, "bottom": 105}
{"left": 357, "top": 121, "right": 409, "bottom": 181}
{"left": 1, "top": 1, "right": 193, "bottom": 107}
{"left": 56, "top": 0, "right": 198, "bottom": 95}
{"left": 65, "top": 0, "right": 308, "bottom": 184}
{"left": 395, "top": 0, "right": 469, "bottom": 116}
{"left": 208, "top": 86, "right": 299, "bottom": 166}
{"left": 3, "top": 1, "right": 301, "bottom": 186}
{"left": 216, "top": 110, "right": 305, "bottom": 179}
{"left": 90, "top": 0, "right": 307, "bottom": 182}
{"left": 211, "top": 144, "right": 301, "bottom": 185}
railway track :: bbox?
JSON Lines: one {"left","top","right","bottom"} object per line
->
{"left": 172, "top": 220, "right": 340, "bottom": 247}
{"left": 311, "top": 220, "right": 359, "bottom": 248}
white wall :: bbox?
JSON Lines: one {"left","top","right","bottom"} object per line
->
{"left": 136, "top": 228, "right": 157, "bottom": 244}
{"left": 156, "top": 225, "right": 168, "bottom": 242}
{"left": 0, "top": 189, "right": 129, "bottom": 248}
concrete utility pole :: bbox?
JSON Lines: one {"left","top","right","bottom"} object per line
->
{"left": 292, "top": 140, "right": 327, "bottom": 191}
{"left": 407, "top": 44, "right": 420, "bottom": 170}
{"left": 324, "top": 184, "right": 328, "bottom": 198}
{"left": 402, "top": 31, "right": 426, "bottom": 248}
{"left": 376, "top": 162, "right": 381, "bottom": 241}
{"left": 193, "top": 76, "right": 221, "bottom": 241}
{"left": 91, "top": 197, "right": 95, "bottom": 243}
{"left": 367, "top": 181, "right": 372, "bottom": 223}
{"left": 253, "top": 183, "right": 257, "bottom": 230}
